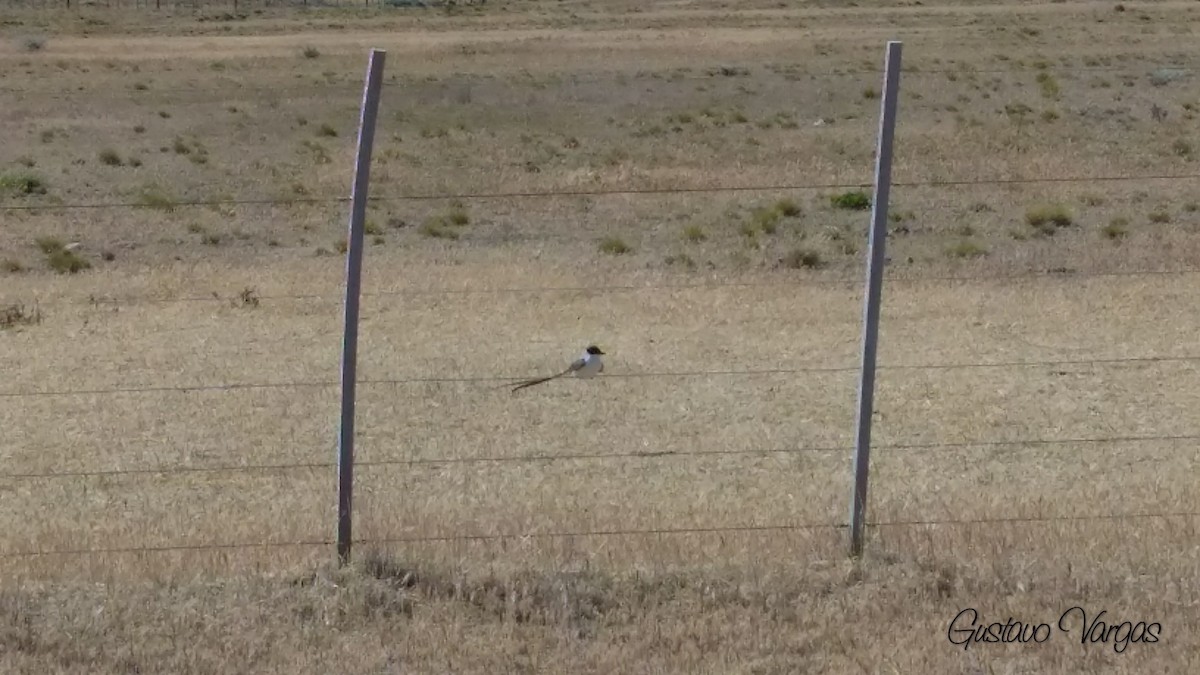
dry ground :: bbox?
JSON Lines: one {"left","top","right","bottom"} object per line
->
{"left": 2, "top": 0, "right": 1200, "bottom": 672}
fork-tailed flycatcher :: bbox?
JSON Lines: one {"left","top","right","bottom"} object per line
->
{"left": 510, "top": 345, "right": 605, "bottom": 392}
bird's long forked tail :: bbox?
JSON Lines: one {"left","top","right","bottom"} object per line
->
{"left": 507, "top": 368, "right": 570, "bottom": 393}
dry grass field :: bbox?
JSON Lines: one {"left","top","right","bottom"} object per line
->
{"left": 3, "top": 0, "right": 1200, "bottom": 672}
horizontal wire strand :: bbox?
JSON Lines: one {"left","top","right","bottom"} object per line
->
{"left": 3, "top": 431, "right": 1197, "bottom": 481}
{"left": 1, "top": 353, "right": 1196, "bottom": 399}
{"left": 3, "top": 171, "right": 1200, "bottom": 212}
{"left": 3, "top": 511, "right": 1196, "bottom": 559}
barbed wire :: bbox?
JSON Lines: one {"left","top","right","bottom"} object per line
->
{"left": 3, "top": 171, "right": 1199, "bottom": 213}
{"left": 3, "top": 431, "right": 1197, "bottom": 482}
{"left": 2, "top": 511, "right": 1195, "bottom": 559}
{"left": 1, "top": 353, "right": 1196, "bottom": 400}
{"left": 0, "top": 59, "right": 1192, "bottom": 100}
{"left": 12, "top": 265, "right": 1200, "bottom": 311}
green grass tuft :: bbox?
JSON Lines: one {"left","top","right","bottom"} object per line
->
{"left": 598, "top": 236, "right": 633, "bottom": 255}
{"left": 830, "top": 190, "right": 871, "bottom": 210}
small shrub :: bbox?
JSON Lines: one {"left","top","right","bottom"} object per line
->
{"left": 1173, "top": 139, "right": 1193, "bottom": 157}
{"left": 1035, "top": 72, "right": 1060, "bottom": 98}
{"left": 1025, "top": 203, "right": 1073, "bottom": 229}
{"left": 236, "top": 287, "right": 259, "bottom": 308}
{"left": 774, "top": 198, "right": 801, "bottom": 217}
{"left": 15, "top": 156, "right": 35, "bottom": 168}
{"left": 364, "top": 220, "right": 384, "bottom": 236}
{"left": 946, "top": 240, "right": 988, "bottom": 258}
{"left": 664, "top": 253, "right": 697, "bottom": 269}
{"left": 317, "top": 124, "right": 338, "bottom": 138}
{"left": 335, "top": 239, "right": 349, "bottom": 254}
{"left": 1102, "top": 218, "right": 1129, "bottom": 240}
{"left": 750, "top": 207, "right": 781, "bottom": 234}
{"left": 128, "top": 156, "right": 143, "bottom": 168}
{"left": 98, "top": 149, "right": 123, "bottom": 166}
{"left": 419, "top": 218, "right": 459, "bottom": 240}
{"left": 862, "top": 87, "right": 878, "bottom": 99}
{"left": 0, "top": 303, "right": 42, "bottom": 330}
{"left": 20, "top": 37, "right": 45, "bottom": 52}
{"left": 133, "top": 125, "right": 146, "bottom": 134}
{"left": 781, "top": 247, "right": 823, "bottom": 269}
{"left": 0, "top": 171, "right": 48, "bottom": 195}
{"left": 136, "top": 186, "right": 177, "bottom": 212}
{"left": 682, "top": 225, "right": 707, "bottom": 243}
{"left": 830, "top": 190, "right": 871, "bottom": 210}
{"left": 202, "top": 234, "right": 221, "bottom": 246}
{"left": 46, "top": 248, "right": 91, "bottom": 274}
{"left": 35, "top": 236, "right": 65, "bottom": 255}
{"left": 1148, "top": 209, "right": 1171, "bottom": 223}
{"left": 598, "top": 236, "right": 632, "bottom": 255}
{"left": 302, "top": 46, "right": 320, "bottom": 59}
{"left": 445, "top": 205, "right": 469, "bottom": 226}
{"left": 2, "top": 259, "right": 25, "bottom": 273}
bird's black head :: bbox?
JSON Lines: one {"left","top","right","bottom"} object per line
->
{"left": 586, "top": 345, "right": 605, "bottom": 355}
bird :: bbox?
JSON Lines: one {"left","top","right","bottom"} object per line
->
{"left": 509, "top": 345, "right": 605, "bottom": 392}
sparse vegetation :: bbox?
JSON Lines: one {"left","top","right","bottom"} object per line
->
{"left": 46, "top": 247, "right": 91, "bottom": 274}
{"left": 418, "top": 205, "right": 471, "bottom": 239}
{"left": 98, "top": 148, "right": 123, "bottom": 166}
{"left": 5, "top": 8, "right": 1200, "bottom": 674}
{"left": 774, "top": 198, "right": 801, "bottom": 217}
{"left": 20, "top": 36, "right": 45, "bottom": 52}
{"left": 1025, "top": 203, "right": 1073, "bottom": 231}
{"left": 830, "top": 190, "right": 871, "bottom": 210}
{"left": 236, "top": 287, "right": 260, "bottom": 307}
{"left": 748, "top": 206, "right": 782, "bottom": 235}
{"left": 35, "top": 236, "right": 65, "bottom": 255}
{"left": 781, "top": 247, "right": 823, "bottom": 269}
{"left": 444, "top": 204, "right": 470, "bottom": 226}
{"left": 598, "top": 236, "right": 633, "bottom": 255}
{"left": 946, "top": 239, "right": 988, "bottom": 258}
{"left": 302, "top": 46, "right": 320, "bottom": 59}
{"left": 0, "top": 302, "right": 42, "bottom": 329}
{"left": 419, "top": 218, "right": 460, "bottom": 240}
{"left": 1103, "top": 217, "right": 1130, "bottom": 240}
{"left": 0, "top": 170, "right": 48, "bottom": 195}
{"left": 664, "top": 253, "right": 697, "bottom": 269}
{"left": 1149, "top": 209, "right": 1171, "bottom": 224}
{"left": 136, "top": 186, "right": 178, "bottom": 211}
{"left": 1035, "top": 71, "right": 1060, "bottom": 98}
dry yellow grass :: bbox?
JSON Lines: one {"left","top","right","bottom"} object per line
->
{"left": 2, "top": 0, "right": 1200, "bottom": 672}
